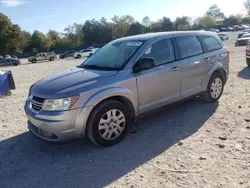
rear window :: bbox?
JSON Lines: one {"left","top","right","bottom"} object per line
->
{"left": 200, "top": 36, "right": 222, "bottom": 52}
{"left": 176, "top": 36, "right": 203, "bottom": 59}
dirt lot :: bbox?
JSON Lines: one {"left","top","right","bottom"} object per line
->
{"left": 0, "top": 32, "right": 250, "bottom": 188}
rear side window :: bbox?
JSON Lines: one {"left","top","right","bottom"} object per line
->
{"left": 176, "top": 36, "right": 203, "bottom": 59}
{"left": 200, "top": 36, "right": 222, "bottom": 52}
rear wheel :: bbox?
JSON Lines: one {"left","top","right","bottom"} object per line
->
{"left": 13, "top": 63, "right": 18, "bottom": 66}
{"left": 87, "top": 100, "right": 131, "bottom": 147}
{"left": 31, "top": 59, "right": 37, "bottom": 63}
{"left": 246, "top": 58, "right": 250, "bottom": 67}
{"left": 49, "top": 57, "right": 54, "bottom": 61}
{"left": 77, "top": 55, "right": 81, "bottom": 59}
{"left": 202, "top": 72, "right": 224, "bottom": 103}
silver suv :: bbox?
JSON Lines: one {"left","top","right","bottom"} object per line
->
{"left": 25, "top": 31, "right": 229, "bottom": 146}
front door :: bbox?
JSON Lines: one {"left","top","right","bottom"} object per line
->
{"left": 135, "top": 38, "right": 182, "bottom": 114}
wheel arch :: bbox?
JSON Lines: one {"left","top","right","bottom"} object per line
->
{"left": 202, "top": 63, "right": 227, "bottom": 89}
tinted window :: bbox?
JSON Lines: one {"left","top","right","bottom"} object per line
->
{"left": 200, "top": 36, "right": 222, "bottom": 52}
{"left": 176, "top": 36, "right": 203, "bottom": 59}
{"left": 141, "top": 38, "right": 175, "bottom": 66}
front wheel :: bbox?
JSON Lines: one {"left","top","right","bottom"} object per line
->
{"left": 202, "top": 73, "right": 224, "bottom": 103}
{"left": 246, "top": 58, "right": 250, "bottom": 67}
{"left": 87, "top": 100, "right": 131, "bottom": 147}
{"left": 31, "top": 59, "right": 37, "bottom": 63}
{"left": 77, "top": 55, "right": 81, "bottom": 59}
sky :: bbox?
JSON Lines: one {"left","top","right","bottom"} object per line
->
{"left": 0, "top": 0, "right": 246, "bottom": 34}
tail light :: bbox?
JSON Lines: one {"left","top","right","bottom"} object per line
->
{"left": 227, "top": 50, "right": 230, "bottom": 56}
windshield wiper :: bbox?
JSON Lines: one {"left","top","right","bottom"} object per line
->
{"left": 81, "top": 64, "right": 120, "bottom": 71}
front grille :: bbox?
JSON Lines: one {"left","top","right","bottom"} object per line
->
{"left": 31, "top": 103, "right": 42, "bottom": 111}
{"left": 32, "top": 96, "right": 44, "bottom": 103}
{"left": 30, "top": 95, "right": 44, "bottom": 112}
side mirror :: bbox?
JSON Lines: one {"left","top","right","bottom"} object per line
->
{"left": 133, "top": 57, "right": 155, "bottom": 73}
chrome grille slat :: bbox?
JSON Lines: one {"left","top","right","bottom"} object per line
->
{"left": 30, "top": 95, "right": 44, "bottom": 112}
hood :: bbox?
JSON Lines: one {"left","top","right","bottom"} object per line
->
{"left": 30, "top": 66, "right": 118, "bottom": 98}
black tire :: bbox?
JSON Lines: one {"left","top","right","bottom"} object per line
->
{"left": 88, "top": 53, "right": 93, "bottom": 58}
{"left": 202, "top": 72, "right": 225, "bottom": 103}
{"left": 31, "top": 59, "right": 37, "bottom": 63}
{"left": 77, "top": 55, "right": 81, "bottom": 59}
{"left": 49, "top": 57, "right": 54, "bottom": 61}
{"left": 87, "top": 100, "right": 131, "bottom": 147}
{"left": 246, "top": 58, "right": 250, "bottom": 67}
{"left": 13, "top": 63, "right": 18, "bottom": 66}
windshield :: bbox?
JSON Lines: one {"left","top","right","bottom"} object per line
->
{"left": 79, "top": 40, "right": 144, "bottom": 70}
{"left": 242, "top": 34, "right": 250, "bottom": 38}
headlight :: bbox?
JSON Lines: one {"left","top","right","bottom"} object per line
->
{"left": 42, "top": 95, "right": 79, "bottom": 111}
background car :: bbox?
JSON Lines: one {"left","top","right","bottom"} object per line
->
{"left": 227, "top": 27, "right": 234, "bottom": 31}
{"left": 220, "top": 28, "right": 227, "bottom": 32}
{"left": 73, "top": 49, "right": 94, "bottom": 59}
{"left": 233, "top": 25, "right": 242, "bottom": 31}
{"left": 246, "top": 41, "right": 250, "bottom": 67}
{"left": 0, "top": 58, "right": 20, "bottom": 66}
{"left": 59, "top": 50, "right": 76, "bottom": 59}
{"left": 218, "top": 33, "right": 229, "bottom": 41}
{"left": 235, "top": 33, "right": 250, "bottom": 46}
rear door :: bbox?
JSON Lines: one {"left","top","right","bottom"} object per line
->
{"left": 199, "top": 35, "right": 228, "bottom": 74}
{"left": 175, "top": 36, "right": 206, "bottom": 98}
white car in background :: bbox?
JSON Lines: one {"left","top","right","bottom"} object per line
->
{"left": 73, "top": 49, "right": 95, "bottom": 59}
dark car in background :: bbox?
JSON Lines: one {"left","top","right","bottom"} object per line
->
{"left": 0, "top": 58, "right": 20, "bottom": 66}
{"left": 59, "top": 50, "right": 76, "bottom": 59}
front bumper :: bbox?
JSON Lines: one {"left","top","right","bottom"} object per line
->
{"left": 24, "top": 100, "right": 93, "bottom": 142}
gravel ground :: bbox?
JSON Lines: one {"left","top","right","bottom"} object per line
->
{"left": 0, "top": 32, "right": 250, "bottom": 188}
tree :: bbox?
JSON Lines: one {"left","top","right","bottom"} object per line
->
{"left": 142, "top": 16, "right": 150, "bottom": 27}
{"left": 174, "top": 16, "right": 191, "bottom": 30}
{"left": 7, "top": 24, "right": 23, "bottom": 54}
{"left": 0, "top": 13, "right": 13, "bottom": 54}
{"left": 128, "top": 22, "right": 143, "bottom": 35}
{"left": 206, "top": 4, "right": 225, "bottom": 22}
{"left": 224, "top": 15, "right": 241, "bottom": 25}
{"left": 162, "top": 16, "right": 174, "bottom": 31}
{"left": 245, "top": 0, "right": 250, "bottom": 15}
{"left": 30, "top": 30, "right": 48, "bottom": 52}
{"left": 111, "top": 15, "right": 135, "bottom": 38}
{"left": 198, "top": 16, "right": 216, "bottom": 27}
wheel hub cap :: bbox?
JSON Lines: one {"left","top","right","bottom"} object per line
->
{"left": 98, "top": 109, "right": 126, "bottom": 140}
{"left": 210, "top": 78, "right": 223, "bottom": 99}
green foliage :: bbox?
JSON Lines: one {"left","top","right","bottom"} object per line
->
{"left": 206, "top": 4, "right": 225, "bottom": 21}
{"left": 197, "top": 16, "right": 217, "bottom": 27}
{"left": 245, "top": 0, "right": 250, "bottom": 15}
{"left": 1, "top": 4, "right": 250, "bottom": 55}
{"left": 174, "top": 16, "right": 191, "bottom": 30}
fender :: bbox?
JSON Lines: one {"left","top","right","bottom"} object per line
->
{"left": 202, "top": 62, "right": 227, "bottom": 89}
{"left": 84, "top": 87, "right": 139, "bottom": 116}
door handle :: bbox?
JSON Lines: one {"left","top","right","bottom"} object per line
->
{"left": 171, "top": 66, "right": 180, "bottom": 71}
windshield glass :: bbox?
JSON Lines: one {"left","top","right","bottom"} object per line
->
{"left": 79, "top": 40, "right": 144, "bottom": 70}
{"left": 242, "top": 34, "right": 250, "bottom": 38}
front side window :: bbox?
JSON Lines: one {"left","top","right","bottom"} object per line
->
{"left": 200, "top": 36, "right": 222, "bottom": 52}
{"left": 141, "top": 38, "right": 175, "bottom": 66}
{"left": 176, "top": 36, "right": 203, "bottom": 59}
{"left": 80, "top": 40, "right": 144, "bottom": 70}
